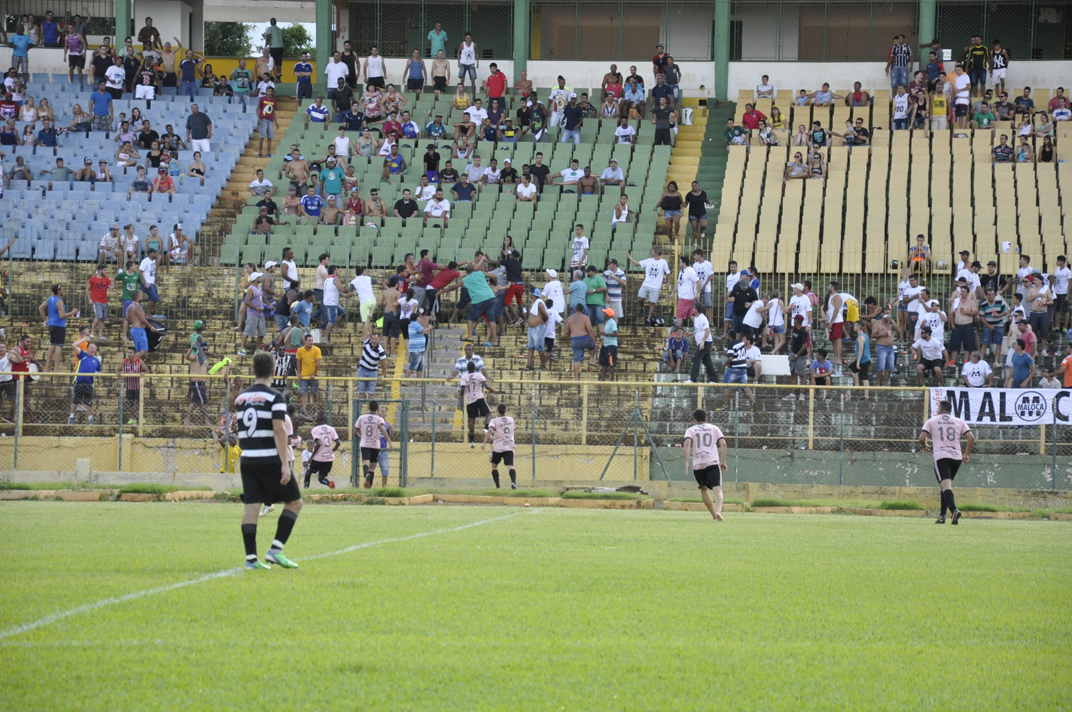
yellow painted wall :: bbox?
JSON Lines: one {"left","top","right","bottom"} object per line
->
{"left": 203, "top": 57, "right": 316, "bottom": 81}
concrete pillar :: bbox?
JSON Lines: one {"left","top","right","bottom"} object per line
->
{"left": 714, "top": 0, "right": 730, "bottom": 102}
{"left": 190, "top": 0, "right": 205, "bottom": 52}
{"left": 513, "top": 0, "right": 530, "bottom": 82}
{"left": 115, "top": 0, "right": 133, "bottom": 42}
{"left": 917, "top": 0, "right": 937, "bottom": 65}
{"left": 316, "top": 0, "right": 334, "bottom": 91}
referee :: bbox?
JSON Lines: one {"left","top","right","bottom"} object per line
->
{"left": 236, "top": 351, "right": 303, "bottom": 570}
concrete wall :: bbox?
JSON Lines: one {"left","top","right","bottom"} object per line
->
{"left": 204, "top": 0, "right": 317, "bottom": 25}
{"left": 135, "top": 0, "right": 194, "bottom": 50}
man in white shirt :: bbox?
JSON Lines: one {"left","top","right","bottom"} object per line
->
{"left": 515, "top": 174, "right": 538, "bottom": 202}
{"left": 324, "top": 52, "right": 349, "bottom": 97}
{"left": 956, "top": 260, "right": 982, "bottom": 296}
{"left": 423, "top": 188, "right": 451, "bottom": 226}
{"left": 626, "top": 246, "right": 671, "bottom": 325}
{"left": 788, "top": 282, "right": 812, "bottom": 329}
{"left": 692, "top": 248, "right": 714, "bottom": 322}
{"left": 248, "top": 169, "right": 274, "bottom": 197}
{"left": 280, "top": 247, "right": 299, "bottom": 291}
{"left": 461, "top": 100, "right": 488, "bottom": 136}
{"left": 961, "top": 351, "right": 993, "bottom": 388}
{"left": 599, "top": 158, "right": 624, "bottom": 192}
{"left": 953, "top": 64, "right": 972, "bottom": 129}
{"left": 556, "top": 159, "right": 583, "bottom": 186}
{"left": 675, "top": 255, "right": 699, "bottom": 328}
{"left": 1053, "top": 254, "right": 1071, "bottom": 334}
{"left": 742, "top": 332, "right": 764, "bottom": 383}
{"left": 741, "top": 294, "right": 767, "bottom": 342}
{"left": 686, "top": 305, "right": 716, "bottom": 384}
{"left": 104, "top": 57, "right": 126, "bottom": 97}
{"left": 912, "top": 326, "right": 948, "bottom": 385}
{"left": 465, "top": 155, "right": 487, "bottom": 187}
{"left": 99, "top": 224, "right": 122, "bottom": 263}
{"left": 348, "top": 265, "right": 378, "bottom": 338}
{"left": 603, "top": 260, "right": 626, "bottom": 319}
{"left": 414, "top": 175, "right": 437, "bottom": 201}
{"left": 139, "top": 248, "right": 161, "bottom": 306}
{"left": 613, "top": 117, "right": 636, "bottom": 145}
{"left": 901, "top": 274, "right": 926, "bottom": 336}
{"left": 542, "top": 269, "right": 565, "bottom": 317}
{"left": 755, "top": 75, "right": 774, "bottom": 99}
{"left": 568, "top": 224, "right": 589, "bottom": 271}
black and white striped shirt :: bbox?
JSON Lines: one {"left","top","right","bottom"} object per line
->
{"left": 235, "top": 384, "right": 287, "bottom": 462}
{"left": 726, "top": 340, "right": 747, "bottom": 370}
{"left": 358, "top": 339, "right": 387, "bottom": 372}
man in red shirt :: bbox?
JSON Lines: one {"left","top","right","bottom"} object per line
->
{"left": 426, "top": 260, "right": 463, "bottom": 315}
{"left": 483, "top": 63, "right": 507, "bottom": 100}
{"left": 652, "top": 44, "right": 668, "bottom": 81}
{"left": 86, "top": 263, "right": 112, "bottom": 341}
{"left": 257, "top": 86, "right": 278, "bottom": 158}
{"left": 412, "top": 249, "right": 443, "bottom": 311}
{"left": 152, "top": 166, "right": 176, "bottom": 196}
{"left": 4, "top": 334, "right": 38, "bottom": 424}
{"left": 740, "top": 103, "right": 766, "bottom": 132}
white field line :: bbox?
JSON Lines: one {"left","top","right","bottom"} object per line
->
{"left": 0, "top": 510, "right": 532, "bottom": 642}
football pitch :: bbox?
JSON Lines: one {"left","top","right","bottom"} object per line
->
{"left": 1, "top": 502, "right": 1069, "bottom": 711}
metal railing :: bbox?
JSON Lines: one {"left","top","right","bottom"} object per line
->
{"left": 0, "top": 374, "right": 1067, "bottom": 490}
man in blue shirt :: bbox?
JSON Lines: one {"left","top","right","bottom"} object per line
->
{"left": 36, "top": 119, "right": 60, "bottom": 148}
{"left": 560, "top": 93, "right": 584, "bottom": 145}
{"left": 1006, "top": 338, "right": 1036, "bottom": 388}
{"left": 623, "top": 79, "right": 645, "bottom": 118}
{"left": 291, "top": 290, "right": 314, "bottom": 327}
{"left": 178, "top": 49, "right": 202, "bottom": 101}
{"left": 41, "top": 11, "right": 61, "bottom": 47}
{"left": 425, "top": 113, "right": 448, "bottom": 141}
{"left": 650, "top": 73, "right": 674, "bottom": 112}
{"left": 8, "top": 28, "right": 34, "bottom": 79}
{"left": 305, "top": 97, "right": 330, "bottom": 130}
{"left": 88, "top": 80, "right": 113, "bottom": 131}
{"left": 294, "top": 51, "right": 314, "bottom": 101}
{"left": 300, "top": 186, "right": 324, "bottom": 223}
{"left": 451, "top": 174, "right": 476, "bottom": 202}
{"left": 426, "top": 21, "right": 448, "bottom": 58}
{"left": 69, "top": 343, "right": 102, "bottom": 425}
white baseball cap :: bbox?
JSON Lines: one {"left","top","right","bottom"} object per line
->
{"left": 545, "top": 268, "right": 558, "bottom": 279}
{"left": 249, "top": 272, "right": 263, "bottom": 281}
{"left": 263, "top": 261, "right": 278, "bottom": 269}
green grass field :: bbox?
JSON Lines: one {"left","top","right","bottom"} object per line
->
{"left": 2, "top": 502, "right": 1070, "bottom": 710}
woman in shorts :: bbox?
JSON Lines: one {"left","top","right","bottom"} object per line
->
{"left": 653, "top": 181, "right": 683, "bottom": 243}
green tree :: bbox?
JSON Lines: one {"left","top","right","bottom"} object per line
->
{"left": 204, "top": 22, "right": 252, "bottom": 57}
{"left": 281, "top": 24, "right": 314, "bottom": 59}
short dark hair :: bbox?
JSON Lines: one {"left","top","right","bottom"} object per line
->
{"left": 252, "top": 351, "right": 275, "bottom": 378}
{"left": 497, "top": 403, "right": 507, "bottom": 415}
{"left": 368, "top": 400, "right": 379, "bottom": 412}
{"left": 939, "top": 401, "right": 953, "bottom": 414}
{"left": 693, "top": 408, "right": 707, "bottom": 422}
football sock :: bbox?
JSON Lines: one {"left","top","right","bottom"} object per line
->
{"left": 318, "top": 475, "right": 330, "bottom": 487}
{"left": 303, "top": 473, "right": 311, "bottom": 488}
{"left": 269, "top": 509, "right": 298, "bottom": 553}
{"left": 491, "top": 470, "right": 500, "bottom": 488}
{"left": 946, "top": 489, "right": 958, "bottom": 513}
{"left": 508, "top": 469, "right": 516, "bottom": 486}
{"left": 242, "top": 523, "right": 258, "bottom": 561}
{"left": 940, "top": 490, "right": 951, "bottom": 515}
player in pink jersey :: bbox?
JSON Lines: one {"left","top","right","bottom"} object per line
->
{"left": 482, "top": 403, "right": 517, "bottom": 489}
{"left": 682, "top": 409, "right": 728, "bottom": 521}
{"left": 460, "top": 361, "right": 496, "bottom": 446}
{"left": 305, "top": 412, "right": 340, "bottom": 489}
{"left": 354, "top": 400, "right": 391, "bottom": 488}
{"left": 919, "top": 400, "right": 974, "bottom": 525}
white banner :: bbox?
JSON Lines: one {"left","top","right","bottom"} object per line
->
{"left": 930, "top": 387, "right": 1072, "bottom": 426}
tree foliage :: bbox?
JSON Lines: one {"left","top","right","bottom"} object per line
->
{"left": 204, "top": 22, "right": 252, "bottom": 58}
{"left": 281, "top": 24, "right": 314, "bottom": 59}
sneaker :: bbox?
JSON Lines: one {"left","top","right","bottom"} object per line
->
{"left": 259, "top": 503, "right": 275, "bottom": 517}
{"left": 683, "top": 379, "right": 695, "bottom": 384}
{"left": 951, "top": 509, "right": 961, "bottom": 525}
{"left": 237, "top": 348, "right": 249, "bottom": 356}
{"left": 327, "top": 480, "right": 336, "bottom": 489}
{"left": 127, "top": 418, "right": 137, "bottom": 425}
{"left": 245, "top": 559, "right": 272, "bottom": 570}
{"left": 798, "top": 394, "right": 806, "bottom": 401}
{"left": 934, "top": 516, "right": 946, "bottom": 524}
{"left": 783, "top": 394, "right": 797, "bottom": 401}
{"left": 67, "top": 414, "right": 75, "bottom": 425}
{"left": 265, "top": 550, "right": 298, "bottom": 568}
{"left": 470, "top": 441, "right": 476, "bottom": 448}
{"left": 87, "top": 416, "right": 95, "bottom": 425}
{"left": 510, "top": 482, "right": 518, "bottom": 490}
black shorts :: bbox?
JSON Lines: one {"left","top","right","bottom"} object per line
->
{"left": 954, "top": 104, "right": 968, "bottom": 117}
{"left": 383, "top": 311, "right": 401, "bottom": 339}
{"left": 125, "top": 388, "right": 139, "bottom": 408}
{"left": 367, "top": 77, "right": 385, "bottom": 89}
{"left": 934, "top": 457, "right": 962, "bottom": 483}
{"left": 73, "top": 383, "right": 94, "bottom": 406}
{"left": 241, "top": 458, "right": 302, "bottom": 504}
{"left": 407, "top": 78, "right": 424, "bottom": 91}
{"left": 360, "top": 446, "right": 380, "bottom": 463}
{"left": 456, "top": 287, "right": 471, "bottom": 310}
{"left": 693, "top": 464, "right": 722, "bottom": 489}
{"left": 269, "top": 47, "right": 284, "bottom": 69}
{"left": 69, "top": 54, "right": 85, "bottom": 68}
{"left": 187, "top": 381, "right": 207, "bottom": 405}
{"left": 49, "top": 325, "right": 66, "bottom": 347}
{"left": 466, "top": 399, "right": 491, "bottom": 420}
{"left": 598, "top": 344, "right": 617, "bottom": 367}
{"left": 1056, "top": 293, "right": 1069, "bottom": 313}
{"left": 0, "top": 380, "right": 15, "bottom": 399}
{"left": 490, "top": 450, "right": 515, "bottom": 467}
{"left": 309, "top": 459, "right": 334, "bottom": 477}
{"left": 921, "top": 358, "right": 944, "bottom": 372}
{"left": 848, "top": 360, "right": 870, "bottom": 380}
{"left": 544, "top": 337, "right": 555, "bottom": 354}
{"left": 433, "top": 76, "right": 447, "bottom": 91}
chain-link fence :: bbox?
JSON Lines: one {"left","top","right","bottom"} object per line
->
{"left": 2, "top": 1, "right": 116, "bottom": 41}
{"left": 340, "top": 0, "right": 515, "bottom": 59}
{"left": 0, "top": 375, "right": 1068, "bottom": 490}
{"left": 729, "top": 0, "right": 1068, "bottom": 62}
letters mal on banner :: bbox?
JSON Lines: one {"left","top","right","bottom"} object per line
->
{"left": 930, "top": 388, "right": 1072, "bottom": 426}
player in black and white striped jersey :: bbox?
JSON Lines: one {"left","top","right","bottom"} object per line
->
{"left": 235, "top": 351, "right": 303, "bottom": 570}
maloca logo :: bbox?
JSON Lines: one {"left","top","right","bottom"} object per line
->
{"left": 1013, "top": 391, "right": 1047, "bottom": 422}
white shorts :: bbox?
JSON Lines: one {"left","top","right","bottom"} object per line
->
{"left": 191, "top": 138, "right": 210, "bottom": 154}
{"left": 550, "top": 110, "right": 565, "bottom": 128}
{"left": 991, "top": 68, "right": 1006, "bottom": 81}
{"left": 134, "top": 85, "right": 156, "bottom": 100}
{"left": 930, "top": 116, "right": 948, "bottom": 131}
{"left": 638, "top": 285, "right": 660, "bottom": 304}
{"left": 608, "top": 299, "right": 623, "bottom": 319}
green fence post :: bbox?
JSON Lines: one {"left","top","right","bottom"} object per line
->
{"left": 351, "top": 398, "right": 359, "bottom": 487}
{"left": 733, "top": 389, "right": 739, "bottom": 482}
{"left": 430, "top": 399, "right": 436, "bottom": 478}
{"left": 839, "top": 390, "right": 845, "bottom": 486}
{"left": 400, "top": 400, "right": 410, "bottom": 488}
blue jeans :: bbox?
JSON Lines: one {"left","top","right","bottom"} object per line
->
{"left": 232, "top": 91, "right": 249, "bottom": 110}
{"left": 667, "top": 84, "right": 680, "bottom": 103}
{"left": 893, "top": 118, "right": 908, "bottom": 130}
{"left": 560, "top": 128, "right": 581, "bottom": 145}
{"left": 890, "top": 66, "right": 909, "bottom": 88}
{"left": 876, "top": 344, "right": 896, "bottom": 372}
{"left": 357, "top": 366, "right": 378, "bottom": 394}
{"left": 274, "top": 313, "right": 289, "bottom": 332}
{"left": 586, "top": 305, "right": 606, "bottom": 325}
{"left": 180, "top": 80, "right": 197, "bottom": 101}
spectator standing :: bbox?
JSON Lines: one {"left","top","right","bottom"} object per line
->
{"left": 427, "top": 21, "right": 448, "bottom": 59}
{"left": 603, "top": 259, "right": 626, "bottom": 320}
{"left": 186, "top": 103, "right": 212, "bottom": 155}
{"left": 295, "top": 333, "right": 322, "bottom": 415}
{"left": 583, "top": 266, "right": 608, "bottom": 327}
{"left": 627, "top": 247, "right": 671, "bottom": 325}
{"left": 1052, "top": 255, "right": 1070, "bottom": 335}
{"left": 263, "top": 19, "right": 285, "bottom": 82}
{"left": 257, "top": 88, "right": 277, "bottom": 158}
{"left": 363, "top": 47, "right": 386, "bottom": 89}
{"left": 651, "top": 96, "right": 674, "bottom": 146}
{"left": 457, "top": 33, "right": 479, "bottom": 97}
{"left": 229, "top": 60, "right": 254, "bottom": 109}
{"left": 67, "top": 342, "right": 102, "bottom": 425}
{"left": 405, "top": 310, "right": 432, "bottom": 380}
{"left": 86, "top": 264, "right": 111, "bottom": 341}
{"left": 293, "top": 52, "right": 313, "bottom": 102}
{"left": 357, "top": 334, "right": 388, "bottom": 399}
{"left": 88, "top": 81, "right": 113, "bottom": 132}
{"left": 885, "top": 34, "right": 913, "bottom": 88}
{"left": 9, "top": 24, "right": 34, "bottom": 80}
{"left": 1004, "top": 338, "right": 1035, "bottom": 388}
{"left": 947, "top": 283, "right": 979, "bottom": 366}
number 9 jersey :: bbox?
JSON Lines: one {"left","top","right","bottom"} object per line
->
{"left": 234, "top": 384, "right": 288, "bottom": 463}
{"left": 488, "top": 415, "right": 515, "bottom": 453}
